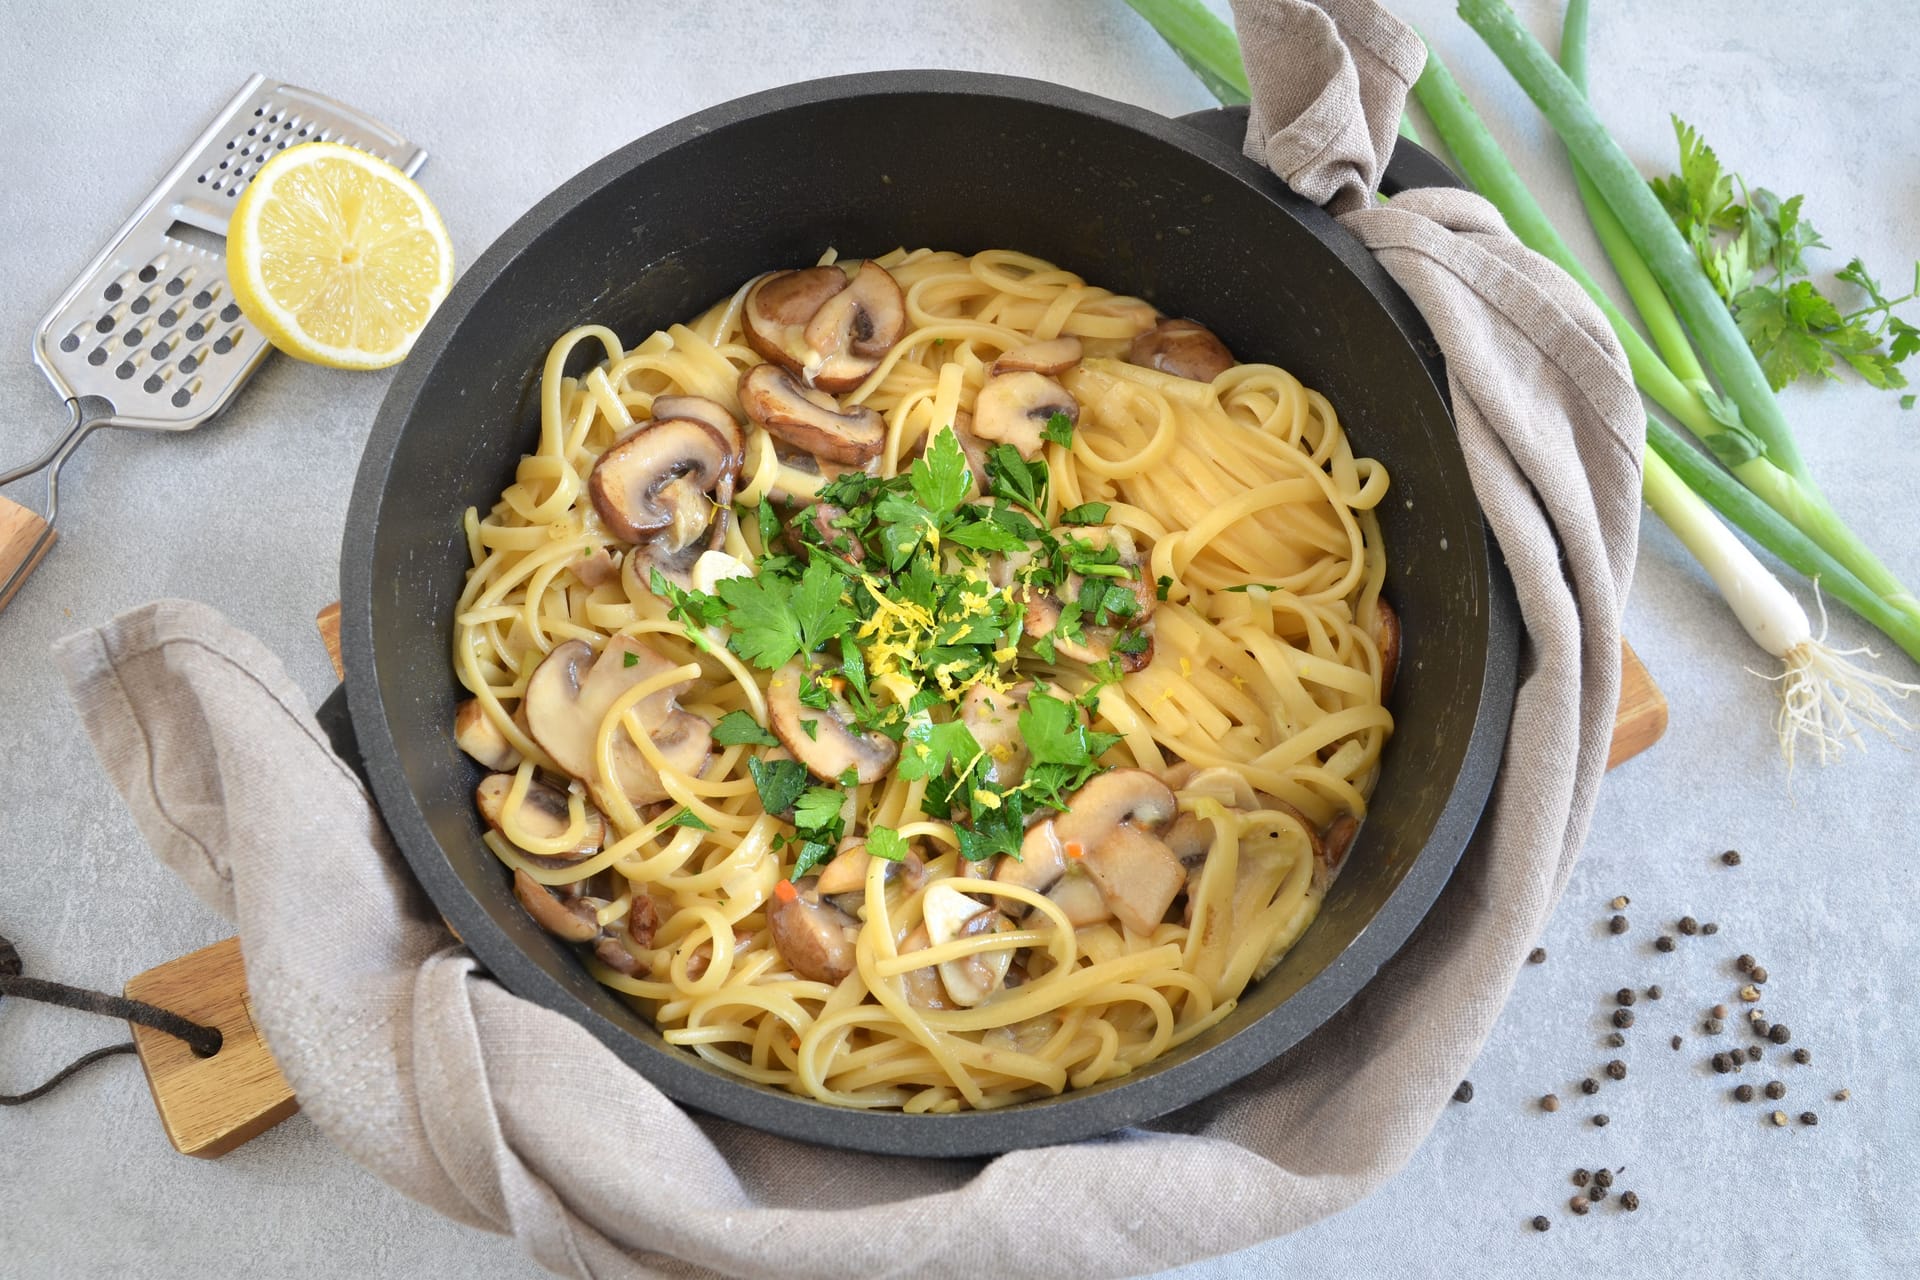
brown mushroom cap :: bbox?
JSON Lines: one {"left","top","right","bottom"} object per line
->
{"left": 816, "top": 833, "right": 926, "bottom": 898}
{"left": 588, "top": 417, "right": 739, "bottom": 545}
{"left": 1052, "top": 769, "right": 1185, "bottom": 934}
{"left": 743, "top": 263, "right": 905, "bottom": 393}
{"left": 767, "top": 880, "right": 859, "bottom": 983}
{"left": 959, "top": 681, "right": 1033, "bottom": 788}
{"left": 766, "top": 658, "right": 899, "bottom": 784}
{"left": 649, "top": 395, "right": 744, "bottom": 458}
{"left": 1372, "top": 596, "right": 1401, "bottom": 701}
{"left": 513, "top": 869, "right": 600, "bottom": 942}
{"left": 971, "top": 370, "right": 1079, "bottom": 460}
{"left": 474, "top": 773, "right": 605, "bottom": 857}
{"left": 524, "top": 637, "right": 712, "bottom": 804}
{"left": 920, "top": 882, "right": 1014, "bottom": 1007}
{"left": 455, "top": 698, "right": 522, "bottom": 772}
{"left": 739, "top": 362, "right": 887, "bottom": 465}
{"left": 1127, "top": 318, "right": 1236, "bottom": 382}
{"left": 990, "top": 336, "right": 1084, "bottom": 378}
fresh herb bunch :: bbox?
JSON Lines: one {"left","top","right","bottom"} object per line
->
{"left": 657, "top": 425, "right": 1149, "bottom": 874}
{"left": 1652, "top": 119, "right": 1920, "bottom": 400}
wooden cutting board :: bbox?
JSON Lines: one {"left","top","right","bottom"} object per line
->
{"left": 130, "top": 602, "right": 1666, "bottom": 1158}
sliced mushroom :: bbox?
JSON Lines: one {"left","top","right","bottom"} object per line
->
{"left": 897, "top": 924, "right": 952, "bottom": 1010}
{"left": 648, "top": 394, "right": 744, "bottom": 458}
{"left": 815, "top": 833, "right": 926, "bottom": 899}
{"left": 1046, "top": 867, "right": 1114, "bottom": 927}
{"left": 1023, "top": 525, "right": 1155, "bottom": 670}
{"left": 593, "top": 935, "right": 644, "bottom": 976}
{"left": 1127, "top": 318, "right": 1236, "bottom": 382}
{"left": 767, "top": 879, "right": 859, "bottom": 983}
{"left": 513, "top": 869, "right": 600, "bottom": 943}
{"left": 990, "top": 336, "right": 1083, "bottom": 378}
{"left": 1321, "top": 813, "right": 1359, "bottom": 889}
{"left": 744, "top": 262, "right": 905, "bottom": 392}
{"left": 959, "top": 681, "right": 1032, "bottom": 788}
{"left": 627, "top": 891, "right": 662, "bottom": 949}
{"left": 624, "top": 535, "right": 705, "bottom": 592}
{"left": 766, "top": 658, "right": 899, "bottom": 784}
{"left": 761, "top": 438, "right": 882, "bottom": 504}
{"left": 570, "top": 547, "right": 621, "bottom": 588}
{"left": 1054, "top": 769, "right": 1184, "bottom": 935}
{"left": 524, "top": 637, "right": 712, "bottom": 805}
{"left": 1372, "top": 597, "right": 1401, "bottom": 701}
{"left": 991, "top": 819, "right": 1119, "bottom": 927}
{"left": 455, "top": 698, "right": 522, "bottom": 771}
{"left": 588, "top": 417, "right": 740, "bottom": 545}
{"left": 950, "top": 411, "right": 993, "bottom": 499}
{"left": 739, "top": 363, "right": 887, "bottom": 465}
{"left": 921, "top": 882, "right": 1013, "bottom": 1007}
{"left": 475, "top": 773, "right": 605, "bottom": 856}
{"left": 971, "top": 370, "right": 1078, "bottom": 460}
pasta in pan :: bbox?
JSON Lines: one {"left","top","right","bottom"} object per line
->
{"left": 451, "top": 248, "right": 1396, "bottom": 1111}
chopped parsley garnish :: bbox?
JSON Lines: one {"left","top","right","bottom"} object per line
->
{"left": 712, "top": 710, "right": 779, "bottom": 747}
{"left": 865, "top": 825, "right": 908, "bottom": 862}
{"left": 747, "top": 755, "right": 810, "bottom": 816}
{"left": 661, "top": 808, "right": 713, "bottom": 831}
{"left": 1059, "top": 501, "right": 1110, "bottom": 526}
{"left": 622, "top": 651, "right": 639, "bottom": 668}
{"left": 1040, "top": 410, "right": 1076, "bottom": 448}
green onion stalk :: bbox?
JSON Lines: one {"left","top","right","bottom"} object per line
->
{"left": 1459, "top": 0, "right": 1920, "bottom": 631}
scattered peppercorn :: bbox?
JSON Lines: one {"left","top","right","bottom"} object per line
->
{"left": 1751, "top": 966, "right": 1769, "bottom": 984}
{"left": 1770, "top": 1110, "right": 1789, "bottom": 1127}
{"left": 1835, "top": 1089, "right": 1850, "bottom": 1102}
{"left": 1531, "top": 1215, "right": 1551, "bottom": 1233}
{"left": 1800, "top": 1111, "right": 1818, "bottom": 1126}
{"left": 1593, "top": 1169, "right": 1614, "bottom": 1188}
{"left": 1793, "top": 1048, "right": 1811, "bottom": 1065}
{"left": 1620, "top": 1190, "right": 1640, "bottom": 1211}
{"left": 1734, "top": 1084, "right": 1755, "bottom": 1102}
{"left": 1571, "top": 1196, "right": 1591, "bottom": 1215}
{"left": 1592, "top": 1114, "right": 1610, "bottom": 1127}
{"left": 1721, "top": 849, "right": 1742, "bottom": 866}
{"left": 1610, "top": 896, "right": 1630, "bottom": 909}
{"left": 1704, "top": 1019, "right": 1724, "bottom": 1035}
{"left": 1737, "top": 953, "right": 1756, "bottom": 972}
{"left": 1606, "top": 1032, "right": 1626, "bottom": 1048}
{"left": 1541, "top": 1093, "right": 1561, "bottom": 1112}
{"left": 1671, "top": 1035, "right": 1683, "bottom": 1050}
{"left": 1588, "top": 1185, "right": 1609, "bottom": 1203}
{"left": 1679, "top": 915, "right": 1699, "bottom": 935}
{"left": 1765, "top": 1081, "right": 1786, "bottom": 1100}
{"left": 1712, "top": 1004, "right": 1729, "bottom": 1019}
{"left": 1770, "top": 1024, "right": 1792, "bottom": 1045}
{"left": 1746, "top": 1046, "right": 1763, "bottom": 1063}
{"left": 1712, "top": 1053, "right": 1732, "bottom": 1074}
{"left": 1609, "top": 914, "right": 1629, "bottom": 935}
{"left": 1616, "top": 987, "right": 1636, "bottom": 1007}
{"left": 1605, "top": 1059, "right": 1627, "bottom": 1080}
{"left": 1702, "top": 922, "right": 1720, "bottom": 935}
{"left": 1655, "top": 935, "right": 1676, "bottom": 952}
{"left": 1581, "top": 1077, "right": 1601, "bottom": 1095}
{"left": 1752, "top": 1018, "right": 1772, "bottom": 1038}
{"left": 1612, "top": 1008, "right": 1635, "bottom": 1029}
{"left": 1646, "top": 985, "right": 1663, "bottom": 1000}
{"left": 1572, "top": 1168, "right": 1591, "bottom": 1187}
{"left": 1453, "top": 1080, "right": 1475, "bottom": 1103}
{"left": 1528, "top": 947, "right": 1547, "bottom": 965}
{"left": 1739, "top": 985, "right": 1761, "bottom": 1002}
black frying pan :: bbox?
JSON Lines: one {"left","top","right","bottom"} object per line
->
{"left": 333, "top": 72, "right": 1517, "bottom": 1157}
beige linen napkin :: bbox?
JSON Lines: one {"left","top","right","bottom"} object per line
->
{"left": 49, "top": 2, "right": 1643, "bottom": 1275}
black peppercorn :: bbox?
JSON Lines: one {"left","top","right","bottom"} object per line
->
{"left": 1588, "top": 1185, "right": 1608, "bottom": 1203}
{"left": 1646, "top": 985, "right": 1663, "bottom": 1000}
{"left": 1572, "top": 1168, "right": 1591, "bottom": 1187}
{"left": 1612, "top": 1008, "right": 1635, "bottom": 1029}
{"left": 1580, "top": 1077, "right": 1601, "bottom": 1095}
{"left": 1453, "top": 1080, "right": 1475, "bottom": 1103}
{"left": 1770, "top": 1024, "right": 1792, "bottom": 1045}
{"left": 1737, "top": 953, "right": 1756, "bottom": 972}
{"left": 1531, "top": 1215, "right": 1551, "bottom": 1233}
{"left": 1620, "top": 1190, "right": 1640, "bottom": 1211}
{"left": 1765, "top": 1080, "right": 1786, "bottom": 1100}
{"left": 1528, "top": 947, "right": 1547, "bottom": 965}
{"left": 1712, "top": 1053, "right": 1732, "bottom": 1074}
{"left": 1752, "top": 1019, "right": 1773, "bottom": 1039}
{"left": 1593, "top": 1169, "right": 1613, "bottom": 1189}
{"left": 1606, "top": 1031, "right": 1626, "bottom": 1048}
{"left": 1592, "top": 1113, "right": 1610, "bottom": 1127}
{"left": 1746, "top": 1046, "right": 1763, "bottom": 1063}
{"left": 1571, "top": 1195, "right": 1591, "bottom": 1215}
{"left": 1609, "top": 914, "right": 1629, "bottom": 935}
{"left": 1702, "top": 922, "right": 1720, "bottom": 935}
{"left": 1670, "top": 1034, "right": 1683, "bottom": 1050}
{"left": 1800, "top": 1111, "right": 1818, "bottom": 1126}
{"left": 1541, "top": 1093, "right": 1561, "bottom": 1112}
{"left": 1707, "top": 1018, "right": 1727, "bottom": 1035}
{"left": 1616, "top": 987, "right": 1636, "bottom": 1007}
{"left": 1734, "top": 1083, "right": 1755, "bottom": 1102}
{"left": 1721, "top": 849, "right": 1742, "bottom": 866}
{"left": 1605, "top": 1059, "right": 1627, "bottom": 1080}
{"left": 1679, "top": 915, "right": 1699, "bottom": 935}
{"left": 1751, "top": 965, "right": 1769, "bottom": 984}
{"left": 1793, "top": 1048, "right": 1811, "bottom": 1065}
{"left": 1655, "top": 935, "right": 1676, "bottom": 952}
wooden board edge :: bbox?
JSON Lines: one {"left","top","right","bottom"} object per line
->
{"left": 1608, "top": 638, "right": 1668, "bottom": 769}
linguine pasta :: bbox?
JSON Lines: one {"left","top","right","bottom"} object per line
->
{"left": 451, "top": 248, "right": 1395, "bottom": 1112}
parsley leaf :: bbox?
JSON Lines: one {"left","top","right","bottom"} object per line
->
{"left": 910, "top": 428, "right": 973, "bottom": 514}
{"left": 1040, "top": 411, "right": 1075, "bottom": 448}
{"left": 865, "top": 825, "right": 908, "bottom": 862}
{"left": 793, "top": 786, "right": 846, "bottom": 833}
{"left": 791, "top": 840, "right": 835, "bottom": 879}
{"left": 986, "top": 444, "right": 1048, "bottom": 517}
{"left": 662, "top": 808, "right": 713, "bottom": 831}
{"left": 719, "top": 557, "right": 856, "bottom": 669}
{"left": 712, "top": 710, "right": 779, "bottom": 747}
{"left": 748, "top": 755, "right": 810, "bottom": 816}
{"left": 1059, "top": 501, "right": 1111, "bottom": 526}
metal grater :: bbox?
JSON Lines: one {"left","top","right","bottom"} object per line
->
{"left": 0, "top": 75, "right": 426, "bottom": 606}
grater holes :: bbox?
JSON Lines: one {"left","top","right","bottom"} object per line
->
{"left": 159, "top": 309, "right": 179, "bottom": 328}
{"left": 131, "top": 296, "right": 150, "bottom": 315}
{"left": 212, "top": 327, "right": 243, "bottom": 355}
{"left": 166, "top": 277, "right": 187, "bottom": 297}
{"left": 219, "top": 303, "right": 240, "bottom": 323}
{"left": 138, "top": 264, "right": 158, "bottom": 283}
{"left": 124, "top": 328, "right": 144, "bottom": 346}
{"left": 171, "top": 383, "right": 197, "bottom": 408}
{"left": 179, "top": 347, "right": 205, "bottom": 373}
{"left": 115, "top": 360, "right": 137, "bottom": 380}
{"left": 192, "top": 289, "right": 213, "bottom": 309}
{"left": 143, "top": 373, "right": 166, "bottom": 394}
{"left": 104, "top": 281, "right": 124, "bottom": 302}
{"left": 95, "top": 314, "right": 116, "bottom": 333}
{"left": 185, "top": 320, "right": 206, "bottom": 341}
{"left": 151, "top": 340, "right": 172, "bottom": 360}
{"left": 60, "top": 334, "right": 80, "bottom": 353}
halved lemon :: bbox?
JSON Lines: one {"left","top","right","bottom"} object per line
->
{"left": 227, "top": 142, "right": 453, "bottom": 370}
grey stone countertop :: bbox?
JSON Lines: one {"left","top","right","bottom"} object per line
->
{"left": 2, "top": 1, "right": 1915, "bottom": 1276}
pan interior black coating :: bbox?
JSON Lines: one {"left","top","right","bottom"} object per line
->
{"left": 343, "top": 71, "right": 1517, "bottom": 1157}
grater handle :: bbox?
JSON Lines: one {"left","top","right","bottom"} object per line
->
{"left": 0, "top": 399, "right": 107, "bottom": 612}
